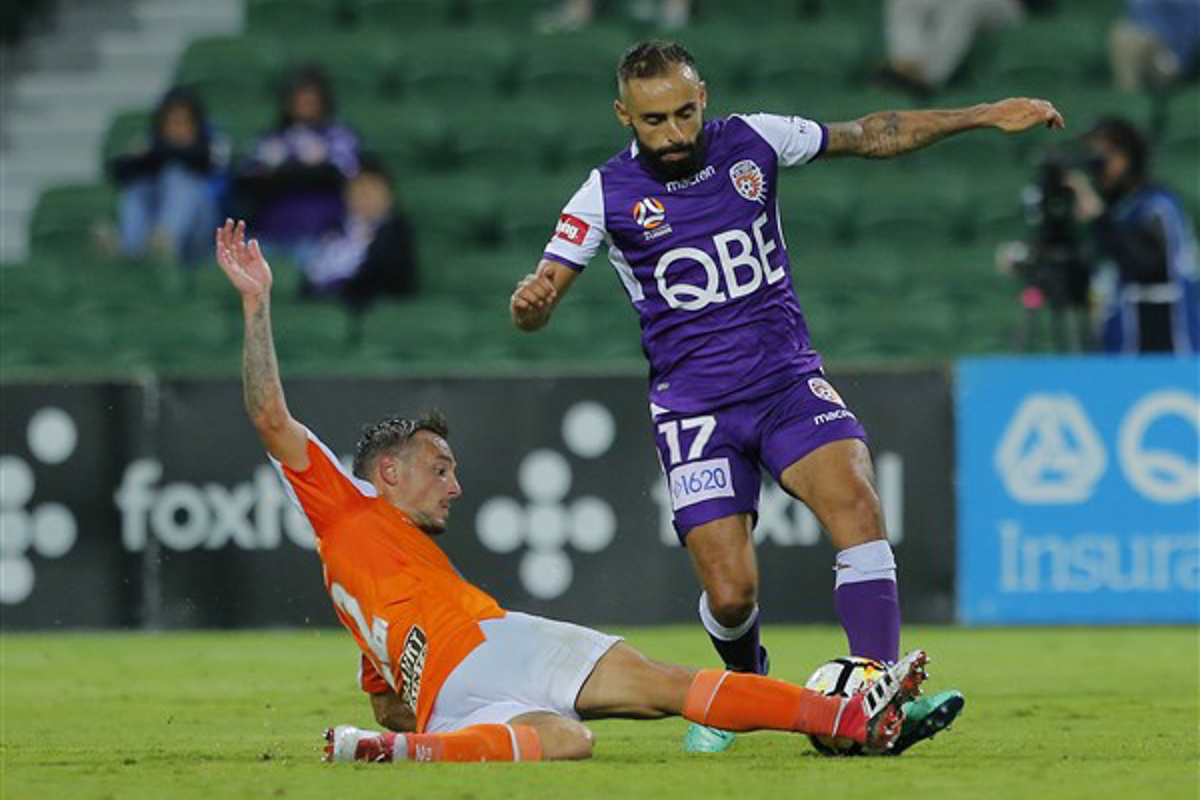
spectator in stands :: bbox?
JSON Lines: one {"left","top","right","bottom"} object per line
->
{"left": 106, "top": 86, "right": 226, "bottom": 266}
{"left": 536, "top": 0, "right": 691, "bottom": 32}
{"left": 878, "top": 0, "right": 1053, "bottom": 94}
{"left": 1110, "top": 0, "right": 1200, "bottom": 91}
{"left": 234, "top": 65, "right": 360, "bottom": 258}
{"left": 1067, "top": 117, "right": 1200, "bottom": 353}
{"left": 299, "top": 154, "right": 418, "bottom": 311}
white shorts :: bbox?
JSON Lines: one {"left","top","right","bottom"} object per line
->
{"left": 426, "top": 611, "right": 622, "bottom": 733}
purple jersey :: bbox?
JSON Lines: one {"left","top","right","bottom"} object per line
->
{"left": 543, "top": 114, "right": 828, "bottom": 413}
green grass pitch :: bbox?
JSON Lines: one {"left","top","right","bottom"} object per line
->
{"left": 3, "top": 625, "right": 1197, "bottom": 800}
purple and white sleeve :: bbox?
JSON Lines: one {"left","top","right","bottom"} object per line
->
{"left": 542, "top": 169, "right": 606, "bottom": 272}
{"left": 737, "top": 113, "right": 827, "bottom": 167}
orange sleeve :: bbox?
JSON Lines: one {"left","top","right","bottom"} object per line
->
{"left": 278, "top": 432, "right": 374, "bottom": 534}
{"left": 359, "top": 654, "right": 392, "bottom": 694}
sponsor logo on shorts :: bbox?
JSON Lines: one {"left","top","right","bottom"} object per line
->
{"left": 730, "top": 159, "right": 766, "bottom": 203}
{"left": 667, "top": 457, "right": 736, "bottom": 511}
{"left": 808, "top": 377, "right": 845, "bottom": 406}
{"left": 813, "top": 408, "right": 857, "bottom": 426}
{"left": 399, "top": 625, "right": 428, "bottom": 711}
{"left": 555, "top": 214, "right": 589, "bottom": 245}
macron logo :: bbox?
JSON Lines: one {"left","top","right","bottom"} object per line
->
{"left": 555, "top": 214, "right": 588, "bottom": 245}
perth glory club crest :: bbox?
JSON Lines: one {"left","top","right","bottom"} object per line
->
{"left": 730, "top": 159, "right": 766, "bottom": 203}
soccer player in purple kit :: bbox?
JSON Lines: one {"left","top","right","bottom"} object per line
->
{"left": 510, "top": 41, "right": 1064, "bottom": 754}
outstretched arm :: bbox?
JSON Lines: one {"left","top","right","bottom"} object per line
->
{"left": 825, "top": 97, "right": 1064, "bottom": 159}
{"left": 215, "top": 219, "right": 309, "bottom": 470}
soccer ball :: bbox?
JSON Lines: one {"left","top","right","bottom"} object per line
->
{"left": 804, "top": 656, "right": 888, "bottom": 755}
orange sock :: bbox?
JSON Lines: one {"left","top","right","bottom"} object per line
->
{"left": 390, "top": 724, "right": 543, "bottom": 762}
{"left": 682, "top": 669, "right": 866, "bottom": 742}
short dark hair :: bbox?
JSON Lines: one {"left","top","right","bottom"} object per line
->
{"left": 617, "top": 40, "right": 696, "bottom": 85}
{"left": 278, "top": 63, "right": 335, "bottom": 127}
{"left": 352, "top": 410, "right": 449, "bottom": 479}
{"left": 1085, "top": 116, "right": 1149, "bottom": 181}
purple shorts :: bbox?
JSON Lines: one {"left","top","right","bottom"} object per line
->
{"left": 651, "top": 372, "right": 868, "bottom": 541}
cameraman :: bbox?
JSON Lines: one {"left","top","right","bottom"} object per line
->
{"left": 1067, "top": 117, "right": 1200, "bottom": 353}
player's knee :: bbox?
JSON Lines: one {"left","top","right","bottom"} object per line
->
{"left": 540, "top": 724, "right": 594, "bottom": 761}
{"left": 706, "top": 583, "right": 757, "bottom": 628}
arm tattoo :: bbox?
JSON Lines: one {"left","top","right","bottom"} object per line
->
{"left": 855, "top": 109, "right": 974, "bottom": 159}
{"left": 242, "top": 301, "right": 286, "bottom": 422}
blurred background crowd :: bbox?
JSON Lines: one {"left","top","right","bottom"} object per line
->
{"left": 1, "top": 0, "right": 1197, "bottom": 375}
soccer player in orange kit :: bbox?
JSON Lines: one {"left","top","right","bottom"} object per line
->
{"left": 215, "top": 218, "right": 929, "bottom": 763}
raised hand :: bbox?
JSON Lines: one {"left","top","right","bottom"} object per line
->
{"left": 215, "top": 218, "right": 273, "bottom": 302}
{"left": 987, "top": 98, "right": 1065, "bottom": 133}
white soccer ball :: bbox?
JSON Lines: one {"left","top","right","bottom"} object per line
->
{"left": 804, "top": 656, "right": 888, "bottom": 755}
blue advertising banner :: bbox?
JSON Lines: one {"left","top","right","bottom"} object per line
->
{"left": 957, "top": 356, "right": 1200, "bottom": 624}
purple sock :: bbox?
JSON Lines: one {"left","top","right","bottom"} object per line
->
{"left": 708, "top": 618, "right": 768, "bottom": 674}
{"left": 699, "top": 594, "right": 769, "bottom": 674}
{"left": 835, "top": 578, "right": 900, "bottom": 663}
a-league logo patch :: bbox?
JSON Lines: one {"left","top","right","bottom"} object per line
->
{"left": 808, "top": 377, "right": 845, "bottom": 406}
{"left": 729, "top": 159, "right": 766, "bottom": 203}
{"left": 555, "top": 214, "right": 589, "bottom": 245}
{"left": 633, "top": 197, "right": 666, "bottom": 229}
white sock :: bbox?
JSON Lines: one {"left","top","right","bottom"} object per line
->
{"left": 698, "top": 591, "right": 759, "bottom": 641}
{"left": 834, "top": 540, "right": 897, "bottom": 589}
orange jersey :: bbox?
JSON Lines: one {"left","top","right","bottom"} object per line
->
{"left": 277, "top": 431, "right": 504, "bottom": 732}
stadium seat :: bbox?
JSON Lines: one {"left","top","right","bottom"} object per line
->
{"left": 497, "top": 175, "right": 581, "bottom": 249}
{"left": 692, "top": 0, "right": 807, "bottom": 25}
{"left": 677, "top": 25, "right": 753, "bottom": 91}
{"left": 987, "top": 19, "right": 1107, "bottom": 94}
{"left": 353, "top": 103, "right": 454, "bottom": 176}
{"left": 175, "top": 37, "right": 284, "bottom": 111}
{"left": 513, "top": 27, "right": 630, "bottom": 99}
{"left": 28, "top": 184, "right": 117, "bottom": 258}
{"left": 403, "top": 174, "right": 503, "bottom": 257}
{"left": 354, "top": 0, "right": 456, "bottom": 31}
{"left": 246, "top": 0, "right": 343, "bottom": 33}
{"left": 395, "top": 32, "right": 517, "bottom": 103}
{"left": 744, "top": 22, "right": 870, "bottom": 94}
{"left": 448, "top": 102, "right": 562, "bottom": 178}
{"left": 415, "top": 243, "right": 529, "bottom": 303}
{"left": 269, "top": 300, "right": 357, "bottom": 364}
{"left": 466, "top": 0, "right": 537, "bottom": 27}
{"left": 101, "top": 111, "right": 153, "bottom": 164}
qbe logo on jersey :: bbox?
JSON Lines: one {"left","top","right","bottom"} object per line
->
{"left": 956, "top": 356, "right": 1200, "bottom": 624}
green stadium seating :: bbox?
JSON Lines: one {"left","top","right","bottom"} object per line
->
{"left": 396, "top": 32, "right": 517, "bottom": 102}
{"left": 466, "top": 0, "right": 541, "bottom": 28}
{"left": 354, "top": 0, "right": 457, "bottom": 31}
{"left": 404, "top": 174, "right": 504, "bottom": 258}
{"left": 246, "top": 0, "right": 343, "bottom": 33}
{"left": 19, "top": 2, "right": 1191, "bottom": 376}
{"left": 988, "top": 19, "right": 1108, "bottom": 93}
{"left": 175, "top": 37, "right": 284, "bottom": 111}
{"left": 744, "top": 22, "right": 871, "bottom": 94}
{"left": 513, "top": 27, "right": 630, "bottom": 99}
{"left": 28, "top": 184, "right": 117, "bottom": 258}
{"left": 496, "top": 175, "right": 580, "bottom": 248}
{"left": 101, "top": 111, "right": 154, "bottom": 163}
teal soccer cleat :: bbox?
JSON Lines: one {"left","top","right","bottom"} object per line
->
{"left": 891, "top": 690, "right": 965, "bottom": 755}
{"left": 684, "top": 723, "right": 737, "bottom": 752}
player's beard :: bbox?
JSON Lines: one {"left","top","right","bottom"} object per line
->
{"left": 637, "top": 129, "right": 708, "bottom": 183}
